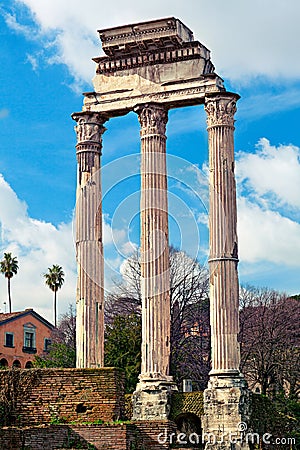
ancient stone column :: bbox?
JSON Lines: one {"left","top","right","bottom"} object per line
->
{"left": 72, "top": 112, "right": 107, "bottom": 368}
{"left": 202, "top": 93, "right": 250, "bottom": 450}
{"left": 205, "top": 92, "right": 241, "bottom": 376}
{"left": 132, "top": 103, "right": 176, "bottom": 420}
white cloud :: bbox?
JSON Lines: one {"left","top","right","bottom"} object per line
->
{"left": 237, "top": 196, "right": 300, "bottom": 267}
{"left": 0, "top": 174, "right": 77, "bottom": 322}
{"left": 47, "top": 31, "right": 98, "bottom": 90}
{"left": 26, "top": 53, "right": 39, "bottom": 71}
{"left": 121, "top": 241, "right": 137, "bottom": 256}
{"left": 102, "top": 216, "right": 114, "bottom": 245}
{"left": 197, "top": 212, "right": 208, "bottom": 226}
{"left": 3, "top": 10, "right": 36, "bottom": 39}
{"left": 0, "top": 173, "right": 138, "bottom": 320}
{"left": 236, "top": 139, "right": 300, "bottom": 274}
{"left": 236, "top": 138, "right": 300, "bottom": 209}
{"left": 5, "top": 0, "right": 300, "bottom": 86}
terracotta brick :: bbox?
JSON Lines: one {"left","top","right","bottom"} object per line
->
{"left": 0, "top": 421, "right": 178, "bottom": 450}
{"left": 0, "top": 368, "right": 124, "bottom": 426}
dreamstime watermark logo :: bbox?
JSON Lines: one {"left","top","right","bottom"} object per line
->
{"left": 73, "top": 153, "right": 229, "bottom": 290}
{"left": 157, "top": 422, "right": 296, "bottom": 446}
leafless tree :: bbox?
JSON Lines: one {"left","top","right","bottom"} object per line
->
{"left": 105, "top": 250, "right": 142, "bottom": 322}
{"left": 51, "top": 304, "right": 76, "bottom": 350}
{"left": 105, "top": 247, "right": 210, "bottom": 389}
{"left": 239, "top": 286, "right": 300, "bottom": 397}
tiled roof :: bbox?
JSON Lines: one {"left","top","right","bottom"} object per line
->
{"left": 0, "top": 309, "right": 53, "bottom": 329}
{"left": 0, "top": 311, "right": 27, "bottom": 322}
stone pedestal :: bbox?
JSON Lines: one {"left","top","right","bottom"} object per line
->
{"left": 132, "top": 379, "right": 177, "bottom": 420}
{"left": 203, "top": 376, "right": 250, "bottom": 450}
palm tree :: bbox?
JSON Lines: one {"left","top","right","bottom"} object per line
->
{"left": 44, "top": 264, "right": 65, "bottom": 327}
{"left": 0, "top": 252, "right": 19, "bottom": 313}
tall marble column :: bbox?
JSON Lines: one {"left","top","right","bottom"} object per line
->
{"left": 132, "top": 103, "right": 176, "bottom": 420}
{"left": 72, "top": 112, "right": 107, "bottom": 368}
{"left": 205, "top": 92, "right": 241, "bottom": 376}
{"left": 202, "top": 93, "right": 250, "bottom": 450}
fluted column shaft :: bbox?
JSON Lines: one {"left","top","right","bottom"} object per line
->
{"left": 72, "top": 112, "right": 107, "bottom": 368}
{"left": 205, "top": 93, "right": 240, "bottom": 375}
{"left": 136, "top": 103, "right": 171, "bottom": 380}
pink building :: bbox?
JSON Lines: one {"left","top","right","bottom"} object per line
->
{"left": 0, "top": 308, "right": 54, "bottom": 368}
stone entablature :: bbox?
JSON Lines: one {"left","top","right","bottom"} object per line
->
{"left": 94, "top": 42, "right": 214, "bottom": 74}
{"left": 97, "top": 17, "right": 194, "bottom": 57}
{"left": 82, "top": 17, "right": 224, "bottom": 115}
{"left": 84, "top": 76, "right": 224, "bottom": 116}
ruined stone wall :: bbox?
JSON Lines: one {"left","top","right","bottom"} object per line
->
{"left": 125, "top": 391, "right": 204, "bottom": 421}
{"left": 0, "top": 368, "right": 124, "bottom": 427}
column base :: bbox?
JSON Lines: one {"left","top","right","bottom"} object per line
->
{"left": 132, "top": 377, "right": 177, "bottom": 420}
{"left": 202, "top": 374, "right": 251, "bottom": 450}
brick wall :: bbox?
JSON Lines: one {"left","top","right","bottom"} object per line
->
{"left": 0, "top": 368, "right": 205, "bottom": 449}
{"left": 0, "top": 421, "right": 178, "bottom": 450}
{"left": 0, "top": 425, "right": 128, "bottom": 450}
{"left": 131, "top": 421, "right": 178, "bottom": 449}
{"left": 0, "top": 368, "right": 124, "bottom": 427}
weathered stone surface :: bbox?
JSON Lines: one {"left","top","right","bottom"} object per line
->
{"left": 98, "top": 17, "right": 194, "bottom": 57}
{"left": 203, "top": 93, "right": 250, "bottom": 449}
{"left": 138, "top": 103, "right": 170, "bottom": 380}
{"left": 205, "top": 92, "right": 241, "bottom": 376}
{"left": 202, "top": 376, "right": 250, "bottom": 450}
{"left": 132, "top": 103, "right": 177, "bottom": 420}
{"left": 132, "top": 380, "right": 177, "bottom": 420}
{"left": 81, "top": 17, "right": 224, "bottom": 115}
{"left": 72, "top": 113, "right": 107, "bottom": 368}
{"left": 87, "top": 73, "right": 223, "bottom": 115}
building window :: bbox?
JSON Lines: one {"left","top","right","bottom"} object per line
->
{"left": 25, "top": 331, "right": 34, "bottom": 347}
{"left": 22, "top": 324, "right": 37, "bottom": 353}
{"left": 44, "top": 338, "right": 52, "bottom": 352}
{"left": 4, "top": 332, "right": 14, "bottom": 347}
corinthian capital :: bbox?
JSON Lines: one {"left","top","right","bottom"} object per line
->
{"left": 205, "top": 93, "right": 239, "bottom": 128}
{"left": 72, "top": 113, "right": 107, "bottom": 146}
{"left": 136, "top": 104, "right": 168, "bottom": 137}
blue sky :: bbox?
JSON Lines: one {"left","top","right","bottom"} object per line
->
{"left": 0, "top": 0, "right": 299, "bottom": 323}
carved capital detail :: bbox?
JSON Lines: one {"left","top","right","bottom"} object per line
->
{"left": 205, "top": 95, "right": 238, "bottom": 128}
{"left": 136, "top": 104, "right": 168, "bottom": 137}
{"left": 73, "top": 113, "right": 107, "bottom": 148}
